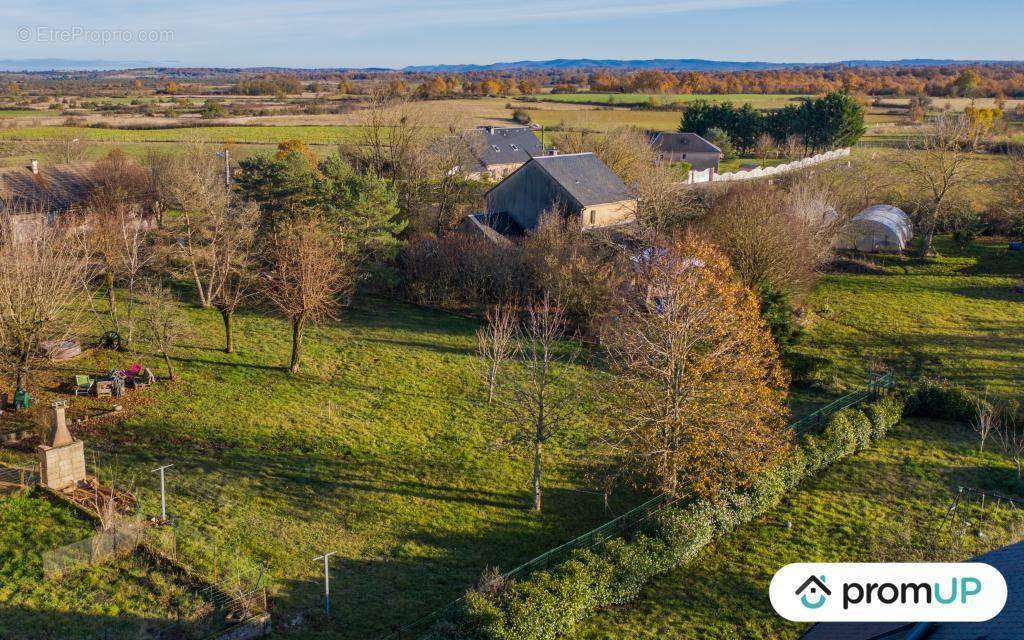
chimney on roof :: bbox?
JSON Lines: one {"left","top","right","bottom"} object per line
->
{"left": 30, "top": 159, "right": 39, "bottom": 175}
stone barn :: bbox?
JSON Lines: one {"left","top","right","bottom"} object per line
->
{"left": 481, "top": 152, "right": 636, "bottom": 234}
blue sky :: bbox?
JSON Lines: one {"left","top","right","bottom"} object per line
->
{"left": 1, "top": 0, "right": 1021, "bottom": 68}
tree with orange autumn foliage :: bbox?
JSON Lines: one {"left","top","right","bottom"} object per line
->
{"left": 603, "top": 233, "right": 791, "bottom": 499}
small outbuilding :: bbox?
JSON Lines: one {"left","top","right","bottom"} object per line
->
{"left": 836, "top": 204, "right": 913, "bottom": 253}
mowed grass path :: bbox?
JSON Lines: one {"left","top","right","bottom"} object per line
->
{"left": 19, "top": 299, "right": 633, "bottom": 639}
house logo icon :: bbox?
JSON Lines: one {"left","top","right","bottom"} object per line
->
{"left": 796, "top": 575, "right": 830, "bottom": 609}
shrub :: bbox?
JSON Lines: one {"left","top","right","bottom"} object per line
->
{"left": 427, "top": 394, "right": 906, "bottom": 640}
{"left": 905, "top": 378, "right": 975, "bottom": 422}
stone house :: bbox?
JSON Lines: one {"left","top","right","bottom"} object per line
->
{"left": 461, "top": 126, "right": 545, "bottom": 180}
{"left": 461, "top": 152, "right": 636, "bottom": 240}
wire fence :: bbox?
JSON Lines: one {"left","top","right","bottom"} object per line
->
{"left": 28, "top": 448, "right": 271, "bottom": 640}
{"left": 939, "top": 487, "right": 1024, "bottom": 555}
{"left": 380, "top": 371, "right": 895, "bottom": 640}
{"left": 42, "top": 518, "right": 146, "bottom": 578}
{"left": 0, "top": 463, "right": 38, "bottom": 492}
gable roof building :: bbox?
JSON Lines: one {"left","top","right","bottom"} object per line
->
{"left": 463, "top": 126, "right": 545, "bottom": 180}
{"left": 0, "top": 161, "right": 95, "bottom": 215}
{"left": 479, "top": 152, "right": 636, "bottom": 234}
{"left": 648, "top": 132, "right": 722, "bottom": 172}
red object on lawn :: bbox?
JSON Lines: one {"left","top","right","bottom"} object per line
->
{"left": 123, "top": 363, "right": 142, "bottom": 378}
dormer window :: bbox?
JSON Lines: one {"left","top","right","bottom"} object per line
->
{"left": 510, "top": 144, "right": 519, "bottom": 151}
{"left": 491, "top": 145, "right": 501, "bottom": 152}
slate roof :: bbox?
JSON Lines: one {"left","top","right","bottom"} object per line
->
{"left": 924, "top": 539, "right": 1024, "bottom": 640}
{"left": 648, "top": 132, "right": 721, "bottom": 155}
{"left": 530, "top": 153, "right": 633, "bottom": 206}
{"left": 466, "top": 126, "right": 543, "bottom": 168}
{"left": 0, "top": 162, "right": 95, "bottom": 214}
{"left": 800, "top": 539, "right": 1024, "bottom": 640}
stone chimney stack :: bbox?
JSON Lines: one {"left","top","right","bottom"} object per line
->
{"left": 38, "top": 400, "right": 85, "bottom": 490}
{"left": 30, "top": 159, "right": 39, "bottom": 174}
{"left": 48, "top": 400, "right": 73, "bottom": 448}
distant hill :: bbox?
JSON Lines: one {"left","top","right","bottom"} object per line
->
{"left": 0, "top": 58, "right": 1019, "bottom": 74}
{"left": 401, "top": 58, "right": 1017, "bottom": 73}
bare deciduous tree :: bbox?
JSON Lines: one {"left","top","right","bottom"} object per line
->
{"left": 263, "top": 219, "right": 353, "bottom": 374}
{"left": 209, "top": 200, "right": 259, "bottom": 353}
{"left": 0, "top": 215, "right": 91, "bottom": 394}
{"left": 476, "top": 302, "right": 517, "bottom": 403}
{"left": 138, "top": 283, "right": 185, "bottom": 381}
{"left": 897, "top": 114, "right": 975, "bottom": 256}
{"left": 340, "top": 88, "right": 430, "bottom": 217}
{"left": 700, "top": 181, "right": 837, "bottom": 303}
{"left": 997, "top": 402, "right": 1024, "bottom": 478}
{"left": 755, "top": 133, "right": 777, "bottom": 166}
{"left": 784, "top": 135, "right": 805, "bottom": 161}
{"left": 164, "top": 143, "right": 233, "bottom": 308}
{"left": 972, "top": 391, "right": 1000, "bottom": 453}
{"left": 498, "top": 293, "right": 578, "bottom": 512}
{"left": 85, "top": 151, "right": 154, "bottom": 346}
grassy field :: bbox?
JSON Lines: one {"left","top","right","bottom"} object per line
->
{"left": 0, "top": 236, "right": 1018, "bottom": 639}
{"left": 0, "top": 124, "right": 368, "bottom": 145}
{"left": 0, "top": 490, "right": 216, "bottom": 640}
{"left": 0, "top": 298, "right": 639, "bottom": 639}
{"left": 569, "top": 417, "right": 1024, "bottom": 640}
{"left": 569, "top": 236, "right": 1024, "bottom": 639}
{"left": 795, "top": 236, "right": 1024, "bottom": 395}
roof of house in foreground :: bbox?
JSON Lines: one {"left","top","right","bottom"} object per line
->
{"left": 800, "top": 539, "right": 1024, "bottom": 640}
{"left": 529, "top": 152, "right": 634, "bottom": 206}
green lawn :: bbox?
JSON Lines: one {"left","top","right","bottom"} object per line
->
{"left": 568, "top": 237, "right": 1024, "bottom": 639}
{"left": 0, "top": 237, "right": 1018, "bottom": 639}
{"left": 0, "top": 490, "right": 215, "bottom": 640}
{"left": 569, "top": 418, "right": 1024, "bottom": 640}
{"left": 0, "top": 298, "right": 635, "bottom": 639}
{"left": 794, "top": 237, "right": 1024, "bottom": 395}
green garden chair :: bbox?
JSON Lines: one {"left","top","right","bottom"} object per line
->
{"left": 74, "top": 375, "right": 94, "bottom": 396}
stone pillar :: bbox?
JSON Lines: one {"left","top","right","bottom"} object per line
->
{"left": 38, "top": 401, "right": 86, "bottom": 491}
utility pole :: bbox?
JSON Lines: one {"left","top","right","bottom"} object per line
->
{"left": 313, "top": 551, "right": 336, "bottom": 618}
{"left": 151, "top": 464, "right": 173, "bottom": 521}
{"left": 216, "top": 149, "right": 231, "bottom": 189}
{"left": 65, "top": 138, "right": 79, "bottom": 164}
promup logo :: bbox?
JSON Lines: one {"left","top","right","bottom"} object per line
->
{"left": 770, "top": 563, "right": 1007, "bottom": 622}
{"left": 795, "top": 575, "right": 830, "bottom": 609}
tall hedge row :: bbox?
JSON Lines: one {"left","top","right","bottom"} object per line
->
{"left": 426, "top": 393, "right": 907, "bottom": 640}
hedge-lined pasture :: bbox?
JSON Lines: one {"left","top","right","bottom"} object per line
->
{"left": 570, "top": 415, "right": 1024, "bottom": 640}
